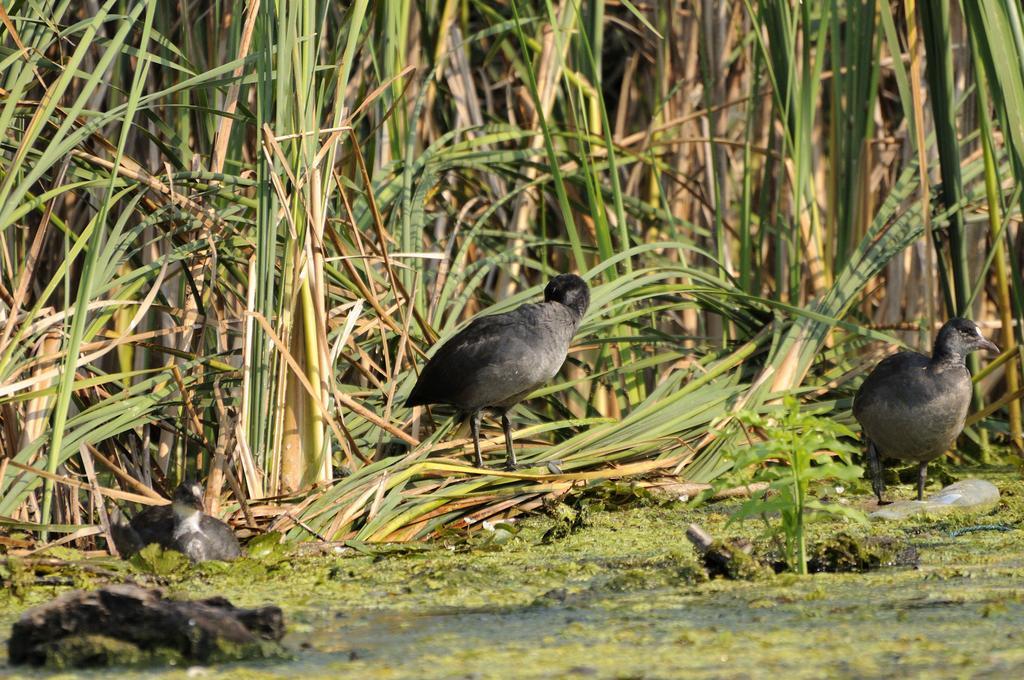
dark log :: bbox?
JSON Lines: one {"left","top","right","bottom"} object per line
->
{"left": 8, "top": 584, "right": 285, "bottom": 668}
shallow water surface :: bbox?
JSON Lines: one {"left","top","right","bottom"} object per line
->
{"left": 4, "top": 477, "right": 1024, "bottom": 678}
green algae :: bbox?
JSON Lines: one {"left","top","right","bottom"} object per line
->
{"left": 245, "top": 532, "right": 289, "bottom": 562}
{"left": 128, "top": 544, "right": 192, "bottom": 576}
{"left": 21, "top": 630, "right": 288, "bottom": 671}
{"left": 807, "top": 532, "right": 918, "bottom": 572}
{"left": 32, "top": 634, "right": 186, "bottom": 670}
{"left": 3, "top": 473, "right": 1024, "bottom": 677}
{"left": 700, "top": 538, "right": 775, "bottom": 580}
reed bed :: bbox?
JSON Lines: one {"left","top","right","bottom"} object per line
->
{"left": 0, "top": 0, "right": 1021, "bottom": 550}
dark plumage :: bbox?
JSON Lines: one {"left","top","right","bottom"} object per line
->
{"left": 168, "top": 482, "right": 243, "bottom": 562}
{"left": 109, "top": 499, "right": 173, "bottom": 558}
{"left": 405, "top": 274, "right": 590, "bottom": 469}
{"left": 110, "top": 482, "right": 242, "bottom": 562}
{"left": 853, "top": 318, "right": 998, "bottom": 503}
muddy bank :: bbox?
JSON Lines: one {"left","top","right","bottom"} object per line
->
{"left": 2, "top": 472, "right": 1024, "bottom": 677}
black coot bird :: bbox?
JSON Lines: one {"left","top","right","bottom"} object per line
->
{"left": 405, "top": 274, "right": 590, "bottom": 469}
{"left": 110, "top": 481, "right": 242, "bottom": 562}
{"left": 168, "top": 482, "right": 243, "bottom": 562}
{"left": 853, "top": 318, "right": 998, "bottom": 503}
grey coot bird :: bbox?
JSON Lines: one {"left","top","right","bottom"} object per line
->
{"left": 853, "top": 318, "right": 998, "bottom": 503}
{"left": 110, "top": 481, "right": 242, "bottom": 562}
{"left": 405, "top": 273, "right": 590, "bottom": 469}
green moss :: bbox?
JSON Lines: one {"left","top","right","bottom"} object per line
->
{"left": 202, "top": 637, "right": 292, "bottom": 665}
{"left": 23, "top": 631, "right": 288, "bottom": 670}
{"left": 245, "top": 531, "right": 289, "bottom": 562}
{"left": 602, "top": 568, "right": 671, "bottom": 592}
{"left": 128, "top": 544, "right": 192, "bottom": 576}
{"left": 35, "top": 634, "right": 184, "bottom": 670}
{"left": 700, "top": 539, "right": 774, "bottom": 580}
{"left": 807, "top": 532, "right": 917, "bottom": 573}
{"left": 0, "top": 557, "right": 34, "bottom": 599}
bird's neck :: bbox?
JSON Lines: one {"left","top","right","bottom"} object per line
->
{"left": 555, "top": 300, "right": 586, "bottom": 325}
{"left": 173, "top": 506, "right": 202, "bottom": 538}
{"left": 929, "top": 345, "right": 965, "bottom": 371}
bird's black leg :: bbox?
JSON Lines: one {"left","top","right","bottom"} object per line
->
{"left": 501, "top": 413, "right": 519, "bottom": 470}
{"left": 917, "top": 461, "right": 928, "bottom": 501}
{"left": 469, "top": 411, "right": 484, "bottom": 468}
{"left": 866, "top": 440, "right": 887, "bottom": 505}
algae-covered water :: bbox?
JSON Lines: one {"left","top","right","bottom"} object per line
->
{"left": 4, "top": 474, "right": 1024, "bottom": 678}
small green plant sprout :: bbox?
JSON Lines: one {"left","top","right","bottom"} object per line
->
{"left": 716, "top": 395, "right": 866, "bottom": 575}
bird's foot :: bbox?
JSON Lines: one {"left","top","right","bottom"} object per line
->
{"left": 503, "top": 461, "right": 522, "bottom": 472}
